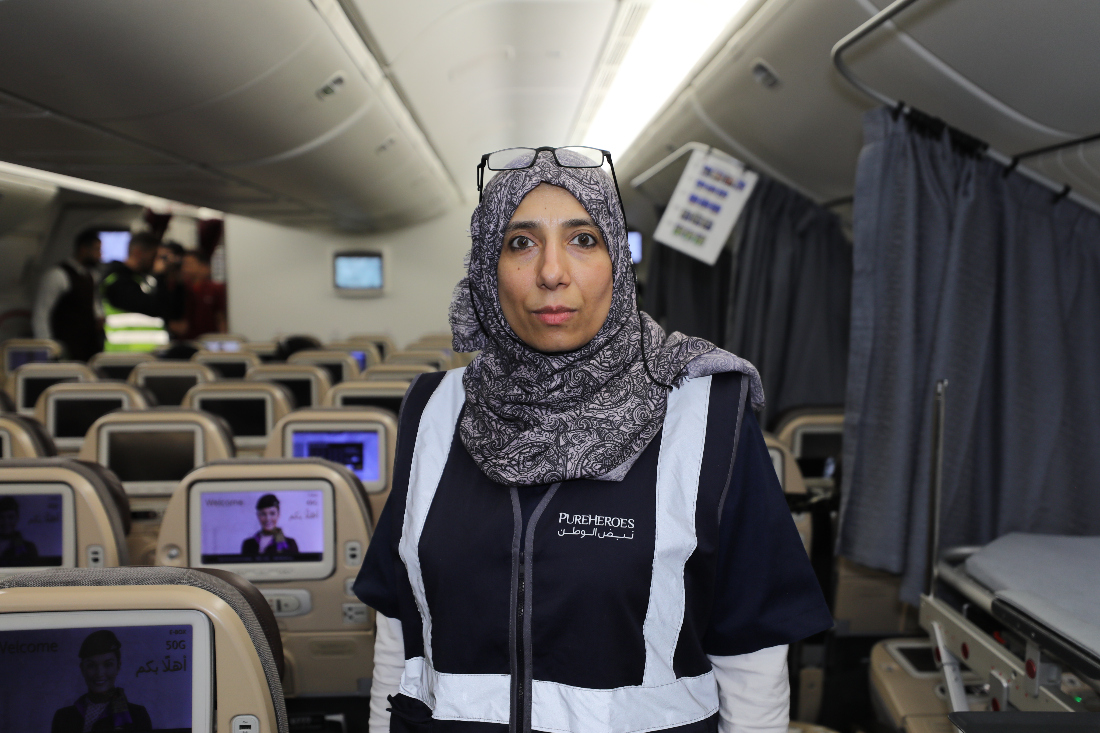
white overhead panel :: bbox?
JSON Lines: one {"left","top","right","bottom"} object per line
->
{"left": 0, "top": 0, "right": 458, "bottom": 231}
{"left": 618, "top": 0, "right": 1100, "bottom": 217}
{"left": 349, "top": 0, "right": 617, "bottom": 198}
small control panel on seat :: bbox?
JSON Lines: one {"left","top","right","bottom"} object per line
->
{"left": 86, "top": 545, "right": 105, "bottom": 567}
{"left": 260, "top": 589, "right": 312, "bottom": 617}
{"left": 344, "top": 540, "right": 362, "bottom": 565}
{"left": 230, "top": 714, "right": 260, "bottom": 733}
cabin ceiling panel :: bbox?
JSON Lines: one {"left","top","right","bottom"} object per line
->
{"left": 353, "top": 0, "right": 616, "bottom": 195}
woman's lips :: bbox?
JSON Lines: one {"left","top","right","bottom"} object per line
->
{"left": 533, "top": 307, "right": 576, "bottom": 325}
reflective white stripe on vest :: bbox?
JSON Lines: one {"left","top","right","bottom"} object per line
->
{"left": 401, "top": 371, "right": 719, "bottom": 731}
{"left": 105, "top": 329, "right": 170, "bottom": 345}
{"left": 642, "top": 375, "right": 711, "bottom": 686}
{"left": 399, "top": 368, "right": 466, "bottom": 668}
{"left": 105, "top": 312, "right": 165, "bottom": 329}
{"left": 400, "top": 656, "right": 511, "bottom": 724}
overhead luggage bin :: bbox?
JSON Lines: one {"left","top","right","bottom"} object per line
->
{"left": 7, "top": 362, "right": 97, "bottom": 417}
{"left": 0, "top": 458, "right": 131, "bottom": 574}
{"left": 0, "top": 0, "right": 458, "bottom": 231}
{"left": 0, "top": 566, "right": 288, "bottom": 733}
{"left": 157, "top": 459, "right": 375, "bottom": 697}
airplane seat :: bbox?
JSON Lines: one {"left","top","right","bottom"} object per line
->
{"left": 364, "top": 363, "right": 435, "bottom": 382}
{"left": 0, "top": 389, "right": 14, "bottom": 412}
{"left": 88, "top": 351, "right": 156, "bottom": 381}
{"left": 78, "top": 408, "right": 236, "bottom": 566}
{"left": 182, "top": 381, "right": 295, "bottom": 457}
{"left": 246, "top": 364, "right": 332, "bottom": 410}
{"left": 0, "top": 566, "right": 289, "bottom": 733}
{"left": 287, "top": 349, "right": 361, "bottom": 386}
{"left": 0, "top": 458, "right": 131, "bottom": 571}
{"left": 0, "top": 338, "right": 62, "bottom": 379}
{"left": 156, "top": 458, "right": 374, "bottom": 697}
{"left": 347, "top": 333, "right": 394, "bottom": 361}
{"left": 0, "top": 413, "right": 59, "bottom": 458}
{"left": 35, "top": 381, "right": 154, "bottom": 454}
{"left": 129, "top": 360, "right": 218, "bottom": 406}
{"left": 241, "top": 341, "right": 280, "bottom": 363}
{"left": 275, "top": 334, "right": 323, "bottom": 361}
{"left": 195, "top": 332, "right": 248, "bottom": 353}
{"left": 385, "top": 348, "right": 454, "bottom": 371}
{"left": 323, "top": 379, "right": 409, "bottom": 416}
{"left": 192, "top": 349, "right": 261, "bottom": 380}
{"left": 326, "top": 340, "right": 382, "bottom": 371}
{"left": 6, "top": 362, "right": 98, "bottom": 417}
{"left": 773, "top": 406, "right": 845, "bottom": 491}
{"left": 264, "top": 406, "right": 397, "bottom": 525}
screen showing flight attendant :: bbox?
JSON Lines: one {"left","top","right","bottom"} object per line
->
{"left": 198, "top": 489, "right": 325, "bottom": 565}
{"left": 0, "top": 493, "right": 64, "bottom": 569}
{"left": 0, "top": 611, "right": 212, "bottom": 733}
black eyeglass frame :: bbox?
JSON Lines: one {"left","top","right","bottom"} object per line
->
{"left": 476, "top": 146, "right": 629, "bottom": 231}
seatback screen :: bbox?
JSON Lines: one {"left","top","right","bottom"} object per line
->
{"left": 7, "top": 348, "right": 51, "bottom": 372}
{"left": 196, "top": 398, "right": 268, "bottom": 437}
{"left": 107, "top": 430, "right": 195, "bottom": 483}
{"left": 22, "top": 377, "right": 76, "bottom": 410}
{"left": 0, "top": 493, "right": 64, "bottom": 568}
{"left": 142, "top": 375, "right": 198, "bottom": 406}
{"left": 348, "top": 351, "right": 367, "bottom": 371}
{"left": 208, "top": 361, "right": 248, "bottom": 379}
{"left": 291, "top": 430, "right": 379, "bottom": 483}
{"left": 339, "top": 395, "right": 403, "bottom": 415}
{"left": 54, "top": 398, "right": 124, "bottom": 439}
{"left": 273, "top": 379, "right": 312, "bottom": 409}
{"left": 198, "top": 488, "right": 325, "bottom": 565}
{"left": 0, "top": 610, "right": 212, "bottom": 733}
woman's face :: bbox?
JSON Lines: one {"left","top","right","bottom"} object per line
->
{"left": 80, "top": 652, "right": 119, "bottom": 694}
{"left": 497, "top": 183, "right": 614, "bottom": 353}
{"left": 257, "top": 506, "right": 280, "bottom": 532}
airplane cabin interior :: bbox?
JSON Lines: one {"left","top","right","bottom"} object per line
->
{"left": 1, "top": 1, "right": 1099, "bottom": 732}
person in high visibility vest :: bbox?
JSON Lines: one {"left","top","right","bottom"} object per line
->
{"left": 100, "top": 232, "right": 170, "bottom": 352}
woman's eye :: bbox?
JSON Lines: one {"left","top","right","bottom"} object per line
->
{"left": 572, "top": 232, "right": 599, "bottom": 248}
{"left": 509, "top": 235, "right": 534, "bottom": 251}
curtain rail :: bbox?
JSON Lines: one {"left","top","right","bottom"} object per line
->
{"left": 830, "top": 0, "right": 1100, "bottom": 216}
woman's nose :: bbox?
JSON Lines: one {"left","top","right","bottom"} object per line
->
{"left": 537, "top": 240, "right": 568, "bottom": 289}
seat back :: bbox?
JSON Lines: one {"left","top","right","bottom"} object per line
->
{"left": 326, "top": 341, "right": 382, "bottom": 371}
{"left": 385, "top": 348, "right": 453, "bottom": 371}
{"left": 0, "top": 389, "right": 14, "bottom": 413}
{"left": 0, "top": 414, "right": 58, "bottom": 458}
{"left": 195, "top": 333, "right": 248, "bottom": 352}
{"left": 264, "top": 407, "right": 397, "bottom": 524}
{"left": 287, "top": 350, "right": 361, "bottom": 386}
{"left": 764, "top": 434, "right": 811, "bottom": 557}
{"left": 1, "top": 338, "right": 61, "bottom": 378}
{"left": 364, "top": 363, "right": 435, "bottom": 382}
{"left": 347, "top": 333, "right": 394, "bottom": 361}
{"left": 88, "top": 351, "right": 156, "bottom": 381}
{"left": 7, "top": 362, "right": 97, "bottom": 416}
{"left": 130, "top": 361, "right": 218, "bottom": 406}
{"left": 246, "top": 364, "right": 331, "bottom": 409}
{"left": 77, "top": 409, "right": 236, "bottom": 565}
{"left": 37, "top": 382, "right": 153, "bottom": 453}
{"left": 157, "top": 459, "right": 374, "bottom": 697}
{"left": 192, "top": 349, "right": 261, "bottom": 380}
{"left": 407, "top": 333, "right": 453, "bottom": 351}
{"left": 323, "top": 379, "right": 408, "bottom": 416}
{"left": 0, "top": 458, "right": 130, "bottom": 574}
{"left": 242, "top": 341, "right": 280, "bottom": 362}
{"left": 0, "top": 566, "right": 288, "bottom": 733}
{"left": 182, "top": 381, "right": 295, "bottom": 454}
{"left": 774, "top": 407, "right": 844, "bottom": 487}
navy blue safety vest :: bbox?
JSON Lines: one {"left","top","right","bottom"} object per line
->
{"left": 359, "top": 367, "right": 830, "bottom": 733}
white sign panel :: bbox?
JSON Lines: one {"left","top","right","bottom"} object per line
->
{"left": 652, "top": 148, "right": 758, "bottom": 265}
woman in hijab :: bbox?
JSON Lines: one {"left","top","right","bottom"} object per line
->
{"left": 355, "top": 148, "right": 830, "bottom": 733}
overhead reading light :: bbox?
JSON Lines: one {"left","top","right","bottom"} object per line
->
{"left": 580, "top": 0, "right": 751, "bottom": 158}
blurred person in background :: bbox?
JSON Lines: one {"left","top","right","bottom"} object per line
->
{"left": 32, "top": 227, "right": 105, "bottom": 361}
{"left": 100, "top": 232, "right": 169, "bottom": 352}
{"left": 181, "top": 249, "right": 227, "bottom": 339}
{"left": 154, "top": 240, "right": 188, "bottom": 339}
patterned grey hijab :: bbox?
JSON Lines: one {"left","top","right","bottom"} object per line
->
{"left": 449, "top": 150, "right": 764, "bottom": 485}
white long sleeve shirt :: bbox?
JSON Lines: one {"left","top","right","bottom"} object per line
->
{"left": 368, "top": 614, "right": 789, "bottom": 733}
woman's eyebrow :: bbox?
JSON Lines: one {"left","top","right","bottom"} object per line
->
{"left": 562, "top": 217, "right": 597, "bottom": 229}
{"left": 505, "top": 220, "right": 541, "bottom": 233}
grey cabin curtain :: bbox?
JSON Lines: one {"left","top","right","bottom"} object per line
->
{"left": 838, "top": 107, "right": 1100, "bottom": 604}
{"left": 645, "top": 176, "right": 852, "bottom": 428}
